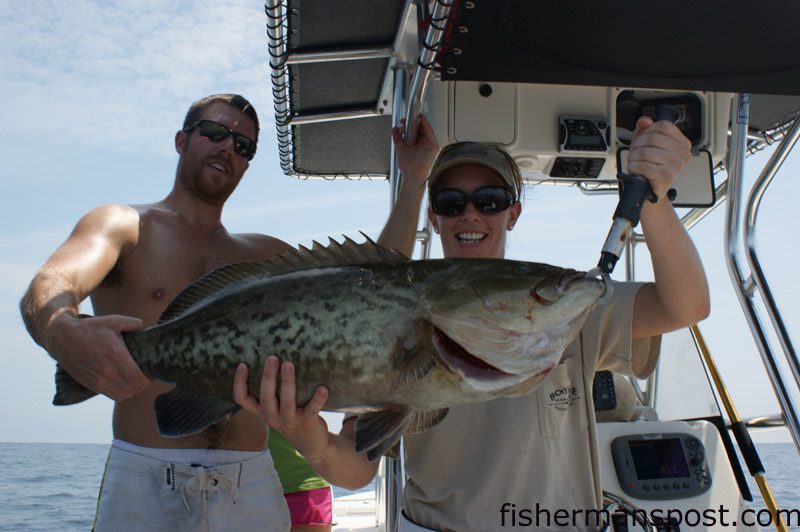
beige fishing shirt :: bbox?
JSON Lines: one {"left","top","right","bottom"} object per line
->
{"left": 402, "top": 281, "right": 660, "bottom": 531}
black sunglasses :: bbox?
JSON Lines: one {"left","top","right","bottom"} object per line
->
{"left": 431, "top": 186, "right": 515, "bottom": 217}
{"left": 184, "top": 119, "right": 257, "bottom": 160}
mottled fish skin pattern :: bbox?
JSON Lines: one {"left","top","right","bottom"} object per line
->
{"left": 126, "top": 265, "right": 414, "bottom": 407}
{"left": 127, "top": 262, "right": 446, "bottom": 412}
{"left": 53, "top": 238, "right": 606, "bottom": 455}
{"left": 123, "top": 258, "right": 603, "bottom": 414}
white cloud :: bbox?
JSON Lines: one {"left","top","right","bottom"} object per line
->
{"left": 0, "top": 1, "right": 273, "bottom": 158}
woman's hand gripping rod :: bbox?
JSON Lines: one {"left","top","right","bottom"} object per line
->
{"left": 596, "top": 104, "right": 681, "bottom": 275}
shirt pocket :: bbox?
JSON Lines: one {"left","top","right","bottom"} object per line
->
{"left": 536, "top": 355, "right": 588, "bottom": 440}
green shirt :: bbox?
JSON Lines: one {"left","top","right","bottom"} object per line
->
{"left": 268, "top": 428, "right": 330, "bottom": 494}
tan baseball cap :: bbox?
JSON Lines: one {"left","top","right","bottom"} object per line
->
{"left": 428, "top": 142, "right": 519, "bottom": 199}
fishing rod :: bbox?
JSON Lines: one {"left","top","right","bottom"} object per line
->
{"left": 691, "top": 324, "right": 788, "bottom": 532}
{"left": 595, "top": 104, "right": 681, "bottom": 276}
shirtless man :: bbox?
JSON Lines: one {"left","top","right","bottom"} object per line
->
{"left": 20, "top": 94, "right": 374, "bottom": 531}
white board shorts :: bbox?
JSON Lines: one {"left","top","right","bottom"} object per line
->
{"left": 92, "top": 439, "right": 290, "bottom": 531}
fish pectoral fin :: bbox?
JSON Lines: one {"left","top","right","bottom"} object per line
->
{"left": 154, "top": 388, "right": 240, "bottom": 438}
{"left": 393, "top": 348, "right": 437, "bottom": 392}
{"left": 406, "top": 408, "right": 449, "bottom": 434}
{"left": 53, "top": 364, "right": 99, "bottom": 405}
{"left": 354, "top": 408, "right": 412, "bottom": 462}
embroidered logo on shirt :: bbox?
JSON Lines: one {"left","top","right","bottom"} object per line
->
{"left": 547, "top": 385, "right": 581, "bottom": 411}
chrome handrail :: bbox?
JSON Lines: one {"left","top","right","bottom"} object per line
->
{"left": 401, "top": 0, "right": 453, "bottom": 259}
{"left": 381, "top": 2, "right": 457, "bottom": 530}
{"left": 288, "top": 108, "right": 381, "bottom": 126}
{"left": 403, "top": 0, "right": 454, "bottom": 145}
{"left": 724, "top": 94, "right": 800, "bottom": 452}
{"left": 285, "top": 46, "right": 393, "bottom": 65}
{"left": 744, "top": 114, "right": 800, "bottom": 424}
{"left": 390, "top": 67, "right": 407, "bottom": 206}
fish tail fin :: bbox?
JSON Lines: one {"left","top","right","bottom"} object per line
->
{"left": 53, "top": 363, "right": 99, "bottom": 405}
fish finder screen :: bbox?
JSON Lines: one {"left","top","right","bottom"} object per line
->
{"left": 628, "top": 438, "right": 690, "bottom": 479}
{"left": 569, "top": 134, "right": 604, "bottom": 147}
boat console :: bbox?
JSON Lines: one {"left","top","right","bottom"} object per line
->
{"left": 265, "top": 1, "right": 800, "bottom": 530}
{"left": 598, "top": 421, "right": 752, "bottom": 530}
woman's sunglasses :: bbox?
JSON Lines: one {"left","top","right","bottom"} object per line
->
{"left": 431, "top": 186, "right": 515, "bottom": 217}
{"left": 184, "top": 119, "right": 257, "bottom": 160}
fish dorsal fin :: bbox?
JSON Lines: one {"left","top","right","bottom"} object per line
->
{"left": 158, "top": 262, "right": 278, "bottom": 324}
{"left": 300, "top": 233, "right": 409, "bottom": 268}
{"left": 158, "top": 234, "right": 408, "bottom": 324}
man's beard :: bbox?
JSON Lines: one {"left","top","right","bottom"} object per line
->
{"left": 179, "top": 159, "right": 237, "bottom": 205}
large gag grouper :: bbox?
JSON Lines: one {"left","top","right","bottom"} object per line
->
{"left": 54, "top": 237, "right": 607, "bottom": 460}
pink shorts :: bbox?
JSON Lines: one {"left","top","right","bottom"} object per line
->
{"left": 284, "top": 486, "right": 333, "bottom": 526}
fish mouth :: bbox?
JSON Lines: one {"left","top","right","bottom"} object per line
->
{"left": 432, "top": 326, "right": 518, "bottom": 385}
{"left": 532, "top": 268, "right": 588, "bottom": 303}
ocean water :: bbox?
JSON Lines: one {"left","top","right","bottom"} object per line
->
{"left": 0, "top": 442, "right": 375, "bottom": 531}
{"left": 0, "top": 442, "right": 798, "bottom": 531}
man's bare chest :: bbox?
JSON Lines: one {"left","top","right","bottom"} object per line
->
{"left": 95, "top": 239, "right": 248, "bottom": 325}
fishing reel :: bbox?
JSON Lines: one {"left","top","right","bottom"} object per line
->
{"left": 601, "top": 491, "right": 658, "bottom": 531}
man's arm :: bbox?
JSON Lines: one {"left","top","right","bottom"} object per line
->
{"left": 627, "top": 117, "right": 711, "bottom": 339}
{"left": 20, "top": 204, "right": 151, "bottom": 400}
{"left": 233, "top": 359, "right": 379, "bottom": 489}
{"left": 377, "top": 115, "right": 440, "bottom": 257}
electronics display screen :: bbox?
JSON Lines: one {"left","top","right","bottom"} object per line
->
{"left": 628, "top": 438, "right": 690, "bottom": 480}
{"left": 569, "top": 134, "right": 604, "bottom": 147}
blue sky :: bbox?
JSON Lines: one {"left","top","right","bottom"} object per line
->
{"left": 1, "top": 1, "right": 798, "bottom": 445}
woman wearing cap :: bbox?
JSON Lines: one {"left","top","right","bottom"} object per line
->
{"left": 233, "top": 115, "right": 708, "bottom": 531}
{"left": 383, "top": 115, "right": 709, "bottom": 531}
